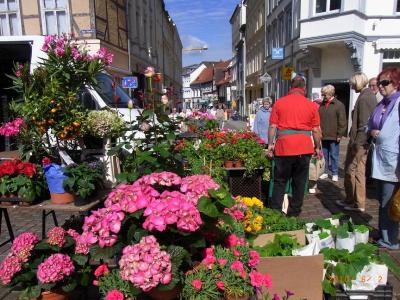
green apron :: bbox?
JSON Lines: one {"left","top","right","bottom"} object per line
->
{"left": 268, "top": 129, "right": 311, "bottom": 198}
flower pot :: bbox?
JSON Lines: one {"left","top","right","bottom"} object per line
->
{"left": 319, "top": 235, "right": 335, "bottom": 249}
{"left": 146, "top": 286, "right": 180, "bottom": 300}
{"left": 355, "top": 230, "right": 369, "bottom": 244}
{"left": 50, "top": 192, "right": 74, "bottom": 204}
{"left": 233, "top": 160, "right": 243, "bottom": 168}
{"left": 33, "top": 290, "right": 68, "bottom": 300}
{"left": 224, "top": 160, "right": 234, "bottom": 168}
{"left": 336, "top": 233, "right": 356, "bottom": 252}
{"left": 225, "top": 295, "right": 251, "bottom": 300}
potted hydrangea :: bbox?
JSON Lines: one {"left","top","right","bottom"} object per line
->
{"left": 0, "top": 227, "right": 91, "bottom": 299}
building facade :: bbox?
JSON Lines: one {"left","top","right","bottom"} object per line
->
{"left": 245, "top": 0, "right": 265, "bottom": 105}
{"left": 182, "top": 63, "right": 207, "bottom": 109}
{"left": 0, "top": 0, "right": 182, "bottom": 106}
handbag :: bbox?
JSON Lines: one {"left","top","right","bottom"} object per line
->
{"left": 309, "top": 156, "right": 325, "bottom": 181}
{"left": 389, "top": 185, "right": 400, "bottom": 222}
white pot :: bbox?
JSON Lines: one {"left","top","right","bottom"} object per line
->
{"left": 319, "top": 235, "right": 335, "bottom": 249}
{"left": 328, "top": 218, "right": 340, "bottom": 227}
{"left": 306, "top": 230, "right": 321, "bottom": 244}
{"left": 336, "top": 232, "right": 356, "bottom": 252}
{"left": 355, "top": 230, "right": 369, "bottom": 244}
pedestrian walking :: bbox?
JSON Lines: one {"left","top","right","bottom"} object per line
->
{"left": 337, "top": 72, "right": 376, "bottom": 212}
{"left": 253, "top": 97, "right": 272, "bottom": 144}
{"left": 318, "top": 85, "right": 347, "bottom": 182}
{"left": 369, "top": 77, "right": 384, "bottom": 102}
{"left": 216, "top": 103, "right": 225, "bottom": 128}
{"left": 368, "top": 67, "right": 400, "bottom": 249}
{"left": 267, "top": 75, "right": 322, "bottom": 216}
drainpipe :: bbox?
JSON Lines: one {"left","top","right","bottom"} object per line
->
{"left": 126, "top": 0, "right": 132, "bottom": 96}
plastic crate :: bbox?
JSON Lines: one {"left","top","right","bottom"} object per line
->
{"left": 226, "top": 168, "right": 268, "bottom": 200}
{"left": 324, "top": 284, "right": 393, "bottom": 300}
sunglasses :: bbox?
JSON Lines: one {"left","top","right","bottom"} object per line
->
{"left": 378, "top": 79, "right": 393, "bottom": 87}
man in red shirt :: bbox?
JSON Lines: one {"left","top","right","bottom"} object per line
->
{"left": 267, "top": 76, "right": 322, "bottom": 216}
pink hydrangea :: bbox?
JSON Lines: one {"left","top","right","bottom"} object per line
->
{"left": 119, "top": 235, "right": 172, "bottom": 292}
{"left": 10, "top": 232, "right": 39, "bottom": 262}
{"left": 0, "top": 118, "right": 25, "bottom": 137}
{"left": 37, "top": 254, "right": 75, "bottom": 284}
{"left": 82, "top": 207, "right": 125, "bottom": 248}
{"left": 180, "top": 175, "right": 219, "bottom": 204}
{"left": 0, "top": 255, "right": 22, "bottom": 284}
{"left": 136, "top": 172, "right": 182, "bottom": 187}
{"left": 47, "top": 227, "right": 66, "bottom": 247}
{"left": 67, "top": 229, "right": 91, "bottom": 255}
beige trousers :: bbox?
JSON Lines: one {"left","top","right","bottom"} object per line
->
{"left": 344, "top": 144, "right": 369, "bottom": 209}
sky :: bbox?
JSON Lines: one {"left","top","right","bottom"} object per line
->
{"left": 164, "top": 0, "right": 239, "bottom": 67}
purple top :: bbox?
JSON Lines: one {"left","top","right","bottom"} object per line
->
{"left": 369, "top": 91, "right": 400, "bottom": 130}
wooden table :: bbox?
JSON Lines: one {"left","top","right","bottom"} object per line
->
{"left": 0, "top": 191, "right": 109, "bottom": 244}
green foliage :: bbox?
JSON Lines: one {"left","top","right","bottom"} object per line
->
{"left": 63, "top": 162, "right": 104, "bottom": 199}
{"left": 319, "top": 231, "right": 330, "bottom": 240}
{"left": 110, "top": 109, "right": 184, "bottom": 183}
{"left": 98, "top": 269, "right": 140, "bottom": 299}
{"left": 254, "top": 234, "right": 300, "bottom": 257}
{"left": 260, "top": 208, "right": 306, "bottom": 233}
{"left": 83, "top": 109, "right": 125, "bottom": 138}
{"left": 354, "top": 224, "right": 369, "bottom": 234}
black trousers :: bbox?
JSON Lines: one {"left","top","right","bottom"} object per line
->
{"left": 270, "top": 154, "right": 311, "bottom": 216}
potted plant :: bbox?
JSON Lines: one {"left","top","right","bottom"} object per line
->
{"left": 43, "top": 162, "right": 74, "bottom": 205}
{"left": 181, "top": 244, "right": 272, "bottom": 300}
{"left": 354, "top": 224, "right": 369, "bottom": 244}
{"left": 63, "top": 161, "right": 104, "bottom": 206}
{"left": 334, "top": 222, "right": 355, "bottom": 253}
{"left": 0, "top": 228, "right": 91, "bottom": 300}
{"left": 0, "top": 159, "right": 45, "bottom": 205}
{"left": 82, "top": 109, "right": 125, "bottom": 149}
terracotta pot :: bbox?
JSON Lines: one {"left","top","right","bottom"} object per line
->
{"left": 50, "top": 192, "right": 74, "bottom": 204}
{"left": 33, "top": 290, "right": 68, "bottom": 300}
{"left": 233, "top": 160, "right": 243, "bottom": 168}
{"left": 146, "top": 286, "right": 181, "bottom": 300}
{"left": 224, "top": 160, "right": 234, "bottom": 168}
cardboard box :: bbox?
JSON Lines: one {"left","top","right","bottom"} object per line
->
{"left": 257, "top": 255, "right": 324, "bottom": 300}
{"left": 253, "top": 229, "right": 306, "bottom": 247}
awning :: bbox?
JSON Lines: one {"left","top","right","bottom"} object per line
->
{"left": 375, "top": 39, "right": 400, "bottom": 50}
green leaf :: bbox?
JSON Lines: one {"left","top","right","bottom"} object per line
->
{"left": 191, "top": 238, "right": 206, "bottom": 248}
{"left": 133, "top": 229, "right": 148, "bottom": 243}
{"left": 40, "top": 283, "right": 56, "bottom": 291}
{"left": 72, "top": 254, "right": 88, "bottom": 266}
{"left": 61, "top": 280, "right": 77, "bottom": 293}
{"left": 322, "top": 279, "right": 336, "bottom": 296}
{"left": 90, "top": 243, "right": 121, "bottom": 261}
{"left": 198, "top": 197, "right": 219, "bottom": 218}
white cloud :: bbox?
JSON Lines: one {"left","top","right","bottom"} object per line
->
{"left": 182, "top": 35, "right": 208, "bottom": 50}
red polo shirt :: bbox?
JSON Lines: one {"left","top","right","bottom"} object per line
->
{"left": 269, "top": 88, "right": 320, "bottom": 156}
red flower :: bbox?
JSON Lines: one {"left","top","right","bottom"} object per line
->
{"left": 216, "top": 281, "right": 225, "bottom": 290}
{"left": 0, "top": 160, "right": 18, "bottom": 176}
{"left": 21, "top": 162, "right": 36, "bottom": 178}
{"left": 94, "top": 263, "right": 109, "bottom": 278}
{"left": 191, "top": 279, "right": 202, "bottom": 290}
{"left": 42, "top": 157, "right": 51, "bottom": 167}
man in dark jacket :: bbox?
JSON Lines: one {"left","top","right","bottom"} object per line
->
{"left": 319, "top": 84, "right": 347, "bottom": 182}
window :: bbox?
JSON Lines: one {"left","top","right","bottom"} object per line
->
{"left": 397, "top": 0, "right": 400, "bottom": 12}
{"left": 285, "top": 7, "right": 292, "bottom": 43}
{"left": 0, "top": 0, "right": 21, "bottom": 36}
{"left": 315, "top": 0, "right": 341, "bottom": 14}
{"left": 40, "top": 0, "right": 70, "bottom": 35}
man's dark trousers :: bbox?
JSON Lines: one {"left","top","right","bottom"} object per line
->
{"left": 270, "top": 154, "right": 311, "bottom": 216}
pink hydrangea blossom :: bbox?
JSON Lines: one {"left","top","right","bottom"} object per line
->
{"left": 180, "top": 175, "right": 219, "bottom": 204}
{"left": 47, "top": 227, "right": 66, "bottom": 247}
{"left": 67, "top": 229, "right": 91, "bottom": 255}
{"left": 119, "top": 235, "right": 172, "bottom": 292}
{"left": 82, "top": 208, "right": 125, "bottom": 248}
{"left": 105, "top": 290, "right": 124, "bottom": 300}
{"left": 136, "top": 172, "right": 182, "bottom": 187}
{"left": 37, "top": 254, "right": 75, "bottom": 284}
{"left": 0, "top": 118, "right": 25, "bottom": 137}
{"left": 10, "top": 232, "right": 39, "bottom": 262}
{"left": 0, "top": 255, "right": 22, "bottom": 284}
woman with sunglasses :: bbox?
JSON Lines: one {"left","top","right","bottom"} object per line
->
{"left": 368, "top": 67, "right": 400, "bottom": 250}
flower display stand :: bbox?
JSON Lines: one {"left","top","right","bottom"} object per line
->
{"left": 225, "top": 168, "right": 267, "bottom": 201}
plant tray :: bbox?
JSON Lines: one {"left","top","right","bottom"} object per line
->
{"left": 324, "top": 284, "right": 393, "bottom": 300}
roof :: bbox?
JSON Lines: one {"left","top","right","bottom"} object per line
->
{"left": 191, "top": 60, "right": 231, "bottom": 85}
{"left": 191, "top": 65, "right": 214, "bottom": 85}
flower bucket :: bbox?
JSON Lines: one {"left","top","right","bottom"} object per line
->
{"left": 355, "top": 230, "right": 369, "bottom": 244}
{"left": 336, "top": 233, "right": 356, "bottom": 252}
{"left": 233, "top": 160, "right": 243, "bottom": 168}
{"left": 146, "top": 286, "right": 181, "bottom": 300}
{"left": 33, "top": 290, "right": 68, "bottom": 300}
{"left": 44, "top": 164, "right": 68, "bottom": 194}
